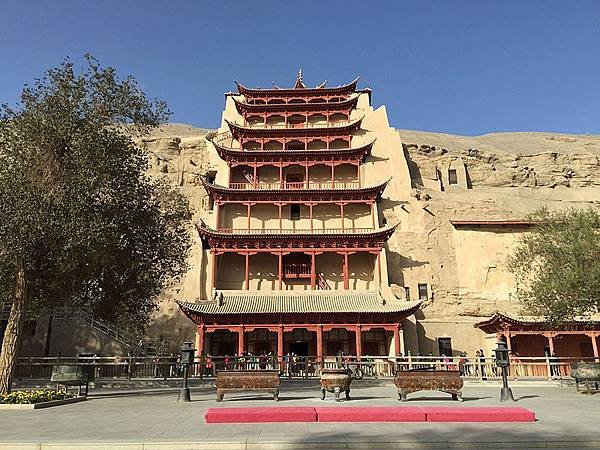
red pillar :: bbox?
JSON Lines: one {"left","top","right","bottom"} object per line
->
{"left": 214, "top": 201, "right": 220, "bottom": 230}
{"left": 545, "top": 332, "right": 556, "bottom": 355}
{"left": 278, "top": 203, "right": 282, "bottom": 230}
{"left": 331, "top": 163, "right": 335, "bottom": 188}
{"left": 238, "top": 326, "right": 245, "bottom": 355}
{"left": 589, "top": 333, "right": 599, "bottom": 361}
{"left": 309, "top": 203, "right": 313, "bottom": 231}
{"left": 311, "top": 252, "right": 316, "bottom": 290}
{"left": 211, "top": 251, "right": 217, "bottom": 289}
{"left": 505, "top": 332, "right": 512, "bottom": 351}
{"left": 245, "top": 252, "right": 250, "bottom": 290}
{"left": 355, "top": 325, "right": 362, "bottom": 357}
{"left": 340, "top": 203, "right": 345, "bottom": 232}
{"left": 246, "top": 203, "right": 251, "bottom": 230}
{"left": 227, "top": 162, "right": 232, "bottom": 188}
{"left": 377, "top": 251, "right": 382, "bottom": 287}
{"left": 253, "top": 164, "right": 258, "bottom": 188}
{"left": 343, "top": 251, "right": 349, "bottom": 290}
{"left": 196, "top": 325, "right": 205, "bottom": 357}
{"left": 393, "top": 326, "right": 401, "bottom": 356}
{"left": 371, "top": 202, "right": 376, "bottom": 228}
{"left": 277, "top": 325, "right": 284, "bottom": 358}
{"left": 305, "top": 162, "right": 309, "bottom": 189}
{"left": 357, "top": 162, "right": 361, "bottom": 187}
{"left": 278, "top": 252, "right": 283, "bottom": 290}
{"left": 316, "top": 325, "right": 323, "bottom": 360}
{"left": 279, "top": 164, "right": 283, "bottom": 189}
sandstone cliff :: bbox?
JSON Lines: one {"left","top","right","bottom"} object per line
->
{"left": 136, "top": 124, "right": 600, "bottom": 346}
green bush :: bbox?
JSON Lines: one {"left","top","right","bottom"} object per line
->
{"left": 0, "top": 390, "right": 74, "bottom": 404}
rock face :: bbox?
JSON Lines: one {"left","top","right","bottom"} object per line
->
{"left": 139, "top": 125, "right": 600, "bottom": 354}
{"left": 402, "top": 131, "right": 600, "bottom": 190}
{"left": 133, "top": 125, "right": 214, "bottom": 345}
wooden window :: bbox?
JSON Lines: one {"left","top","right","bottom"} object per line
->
{"left": 290, "top": 204, "right": 300, "bottom": 220}
{"left": 448, "top": 169, "right": 458, "bottom": 185}
{"left": 404, "top": 287, "right": 411, "bottom": 301}
{"left": 418, "top": 283, "right": 428, "bottom": 300}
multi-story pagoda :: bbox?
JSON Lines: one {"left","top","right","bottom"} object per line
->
{"left": 178, "top": 71, "right": 421, "bottom": 359}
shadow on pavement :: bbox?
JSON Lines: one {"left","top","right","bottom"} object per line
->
{"left": 516, "top": 394, "right": 540, "bottom": 401}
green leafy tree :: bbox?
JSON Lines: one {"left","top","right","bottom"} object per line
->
{"left": 0, "top": 56, "right": 192, "bottom": 393}
{"left": 507, "top": 208, "right": 600, "bottom": 324}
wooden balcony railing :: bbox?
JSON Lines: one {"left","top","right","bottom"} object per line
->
{"left": 228, "top": 181, "right": 360, "bottom": 190}
{"left": 283, "top": 263, "right": 311, "bottom": 278}
{"left": 215, "top": 228, "right": 373, "bottom": 235}
{"left": 235, "top": 116, "right": 362, "bottom": 130}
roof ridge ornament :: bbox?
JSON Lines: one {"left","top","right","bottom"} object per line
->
{"left": 294, "top": 68, "right": 306, "bottom": 89}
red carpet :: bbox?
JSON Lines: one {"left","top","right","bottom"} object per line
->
{"left": 426, "top": 406, "right": 536, "bottom": 422}
{"left": 205, "top": 406, "right": 535, "bottom": 423}
{"left": 317, "top": 406, "right": 425, "bottom": 422}
{"left": 205, "top": 406, "right": 317, "bottom": 423}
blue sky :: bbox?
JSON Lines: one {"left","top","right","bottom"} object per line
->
{"left": 1, "top": 1, "right": 598, "bottom": 135}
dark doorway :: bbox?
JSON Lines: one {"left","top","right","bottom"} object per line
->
{"left": 326, "top": 341, "right": 343, "bottom": 356}
{"left": 254, "top": 341, "right": 272, "bottom": 355}
{"left": 290, "top": 342, "right": 309, "bottom": 356}
{"left": 448, "top": 169, "right": 458, "bottom": 185}
{"left": 438, "top": 337, "right": 453, "bottom": 356}
{"left": 580, "top": 342, "right": 594, "bottom": 358}
{"left": 218, "top": 342, "right": 236, "bottom": 356}
{"left": 363, "top": 341, "right": 380, "bottom": 356}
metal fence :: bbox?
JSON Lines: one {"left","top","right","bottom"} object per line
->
{"left": 13, "top": 355, "right": 598, "bottom": 381}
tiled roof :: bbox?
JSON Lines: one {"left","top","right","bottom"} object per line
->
{"left": 475, "top": 312, "right": 600, "bottom": 326}
{"left": 234, "top": 77, "right": 359, "bottom": 96}
{"left": 474, "top": 312, "right": 600, "bottom": 333}
{"left": 178, "top": 291, "right": 421, "bottom": 315}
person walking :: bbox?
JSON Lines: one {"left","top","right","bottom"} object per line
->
{"left": 479, "top": 349, "right": 487, "bottom": 380}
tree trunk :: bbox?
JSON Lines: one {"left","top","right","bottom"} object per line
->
{"left": 0, "top": 257, "right": 29, "bottom": 394}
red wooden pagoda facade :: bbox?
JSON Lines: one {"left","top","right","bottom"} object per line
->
{"left": 178, "top": 72, "right": 421, "bottom": 359}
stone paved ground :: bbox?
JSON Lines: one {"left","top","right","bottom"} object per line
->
{"left": 0, "top": 380, "right": 598, "bottom": 449}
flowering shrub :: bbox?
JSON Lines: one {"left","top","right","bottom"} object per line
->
{"left": 0, "top": 390, "right": 74, "bottom": 404}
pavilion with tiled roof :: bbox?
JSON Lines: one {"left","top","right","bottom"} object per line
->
{"left": 475, "top": 312, "right": 600, "bottom": 359}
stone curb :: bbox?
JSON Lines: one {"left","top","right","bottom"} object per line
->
{"left": 0, "top": 396, "right": 86, "bottom": 410}
{"left": 1, "top": 441, "right": 600, "bottom": 450}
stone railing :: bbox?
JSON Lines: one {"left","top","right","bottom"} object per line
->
{"left": 13, "top": 355, "right": 599, "bottom": 381}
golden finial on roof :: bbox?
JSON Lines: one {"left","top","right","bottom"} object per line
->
{"left": 294, "top": 68, "right": 306, "bottom": 89}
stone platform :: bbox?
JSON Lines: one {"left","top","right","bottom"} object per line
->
{"left": 205, "top": 406, "right": 535, "bottom": 423}
{"left": 0, "top": 380, "right": 598, "bottom": 449}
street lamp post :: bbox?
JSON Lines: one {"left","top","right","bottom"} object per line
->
{"left": 494, "top": 340, "right": 515, "bottom": 402}
{"left": 177, "top": 341, "right": 196, "bottom": 403}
